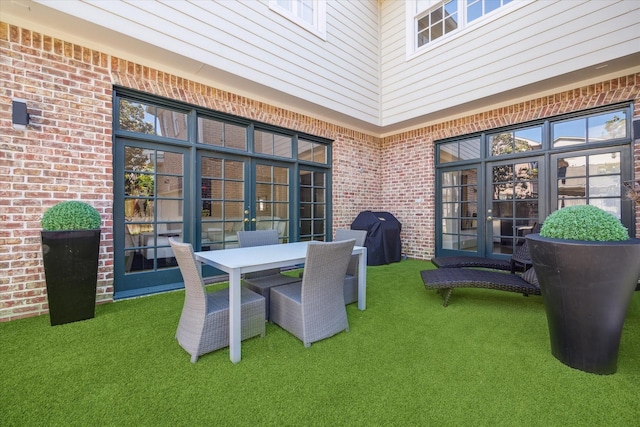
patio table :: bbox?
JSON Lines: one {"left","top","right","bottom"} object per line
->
{"left": 195, "top": 241, "right": 367, "bottom": 363}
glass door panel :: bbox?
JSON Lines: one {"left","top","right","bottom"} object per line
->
{"left": 117, "top": 142, "right": 188, "bottom": 296}
{"left": 300, "top": 169, "right": 326, "bottom": 241}
{"left": 200, "top": 155, "right": 246, "bottom": 250}
{"left": 440, "top": 168, "right": 480, "bottom": 253}
{"left": 254, "top": 163, "right": 290, "bottom": 242}
{"left": 554, "top": 151, "right": 622, "bottom": 216}
{"left": 487, "top": 158, "right": 541, "bottom": 256}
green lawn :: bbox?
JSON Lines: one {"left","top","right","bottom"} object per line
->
{"left": 2, "top": 259, "right": 639, "bottom": 426}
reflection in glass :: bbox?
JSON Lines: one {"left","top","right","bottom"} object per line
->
{"left": 442, "top": 234, "right": 457, "bottom": 250}
{"left": 119, "top": 100, "right": 155, "bottom": 134}
{"left": 439, "top": 139, "right": 480, "bottom": 163}
{"left": 590, "top": 153, "right": 620, "bottom": 175}
{"left": 590, "top": 198, "right": 621, "bottom": 218}
{"left": 274, "top": 134, "right": 292, "bottom": 158}
{"left": 558, "top": 178, "right": 585, "bottom": 197}
{"left": 156, "top": 108, "right": 188, "bottom": 140}
{"left": 553, "top": 118, "right": 586, "bottom": 146}
{"left": 197, "top": 117, "right": 247, "bottom": 150}
{"left": 490, "top": 127, "right": 541, "bottom": 156}
{"left": 124, "top": 146, "right": 184, "bottom": 274}
{"left": 298, "top": 140, "right": 313, "bottom": 161}
{"left": 588, "top": 111, "right": 626, "bottom": 142}
{"left": 255, "top": 130, "right": 293, "bottom": 158}
{"left": 119, "top": 100, "right": 188, "bottom": 141}
{"left": 589, "top": 176, "right": 620, "bottom": 197}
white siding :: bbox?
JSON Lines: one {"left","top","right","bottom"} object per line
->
{"left": 380, "top": 0, "right": 640, "bottom": 127}
{"left": 32, "top": 0, "right": 381, "bottom": 125}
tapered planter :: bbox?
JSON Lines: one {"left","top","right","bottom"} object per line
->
{"left": 41, "top": 229, "right": 101, "bottom": 326}
{"left": 526, "top": 234, "right": 640, "bottom": 374}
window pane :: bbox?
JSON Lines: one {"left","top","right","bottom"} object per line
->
{"left": 273, "top": 166, "right": 288, "bottom": 184}
{"left": 198, "top": 117, "right": 223, "bottom": 146}
{"left": 224, "top": 160, "right": 244, "bottom": 181}
{"left": 442, "top": 234, "right": 457, "bottom": 250}
{"left": 553, "top": 118, "right": 586, "bottom": 146}
{"left": 300, "top": 0, "right": 314, "bottom": 24}
{"left": 486, "top": 0, "right": 501, "bottom": 14}
{"left": 439, "top": 142, "right": 458, "bottom": 163}
{"left": 119, "top": 100, "right": 155, "bottom": 134}
{"left": 274, "top": 134, "right": 292, "bottom": 158}
{"left": 590, "top": 176, "right": 620, "bottom": 197}
{"left": 591, "top": 152, "right": 620, "bottom": 175}
{"left": 254, "top": 130, "right": 273, "bottom": 155}
{"left": 515, "top": 127, "right": 542, "bottom": 151}
{"left": 201, "top": 157, "right": 222, "bottom": 179}
{"left": 588, "top": 111, "right": 627, "bottom": 142}
{"left": 490, "top": 132, "right": 515, "bottom": 156}
{"left": 298, "top": 140, "right": 313, "bottom": 161}
{"left": 157, "top": 108, "right": 188, "bottom": 140}
{"left": 467, "top": 0, "right": 482, "bottom": 22}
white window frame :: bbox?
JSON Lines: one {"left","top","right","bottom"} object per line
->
{"left": 269, "top": 0, "right": 327, "bottom": 40}
{"left": 406, "top": 0, "right": 523, "bottom": 59}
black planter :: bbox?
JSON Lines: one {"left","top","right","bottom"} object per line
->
{"left": 41, "top": 229, "right": 101, "bottom": 326}
{"left": 526, "top": 234, "right": 640, "bottom": 374}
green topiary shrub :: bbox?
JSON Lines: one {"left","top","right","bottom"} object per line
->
{"left": 540, "top": 205, "right": 629, "bottom": 241}
{"left": 41, "top": 201, "right": 102, "bottom": 231}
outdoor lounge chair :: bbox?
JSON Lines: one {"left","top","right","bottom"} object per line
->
{"left": 420, "top": 267, "right": 540, "bottom": 307}
{"left": 431, "top": 223, "right": 542, "bottom": 273}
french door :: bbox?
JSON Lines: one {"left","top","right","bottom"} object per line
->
{"left": 486, "top": 157, "right": 542, "bottom": 257}
{"left": 114, "top": 140, "right": 191, "bottom": 296}
{"left": 197, "top": 153, "right": 292, "bottom": 277}
{"left": 438, "top": 156, "right": 543, "bottom": 260}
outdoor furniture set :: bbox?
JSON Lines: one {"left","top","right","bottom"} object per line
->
{"left": 169, "top": 231, "right": 367, "bottom": 363}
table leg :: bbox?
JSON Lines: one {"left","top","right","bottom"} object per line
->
{"left": 228, "top": 268, "right": 242, "bottom": 363}
{"left": 357, "top": 247, "right": 367, "bottom": 310}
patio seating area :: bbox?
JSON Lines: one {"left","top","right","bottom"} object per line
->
{"left": 2, "top": 259, "right": 639, "bottom": 425}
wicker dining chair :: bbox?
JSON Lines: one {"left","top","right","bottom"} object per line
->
{"left": 237, "top": 229, "right": 300, "bottom": 320}
{"left": 270, "top": 239, "right": 355, "bottom": 348}
{"left": 169, "top": 238, "right": 266, "bottom": 362}
{"left": 334, "top": 229, "right": 367, "bottom": 304}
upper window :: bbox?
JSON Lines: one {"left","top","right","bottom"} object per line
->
{"left": 552, "top": 110, "right": 628, "bottom": 148}
{"left": 270, "top": 0, "right": 327, "bottom": 40}
{"left": 411, "top": 0, "right": 512, "bottom": 51}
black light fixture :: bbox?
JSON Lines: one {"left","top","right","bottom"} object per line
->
{"left": 12, "top": 99, "right": 29, "bottom": 130}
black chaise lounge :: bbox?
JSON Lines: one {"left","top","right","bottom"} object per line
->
{"left": 420, "top": 268, "right": 541, "bottom": 307}
{"left": 431, "top": 223, "right": 542, "bottom": 273}
{"left": 424, "top": 223, "right": 542, "bottom": 306}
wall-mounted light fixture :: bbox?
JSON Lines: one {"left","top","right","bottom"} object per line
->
{"left": 12, "top": 98, "right": 29, "bottom": 131}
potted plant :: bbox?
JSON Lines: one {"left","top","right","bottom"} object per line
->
{"left": 41, "top": 201, "right": 102, "bottom": 326}
{"left": 527, "top": 205, "right": 640, "bottom": 374}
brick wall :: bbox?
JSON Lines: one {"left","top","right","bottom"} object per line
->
{"left": 1, "top": 21, "right": 638, "bottom": 321}
{"left": 0, "top": 23, "right": 114, "bottom": 321}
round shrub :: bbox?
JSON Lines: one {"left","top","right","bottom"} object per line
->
{"left": 41, "top": 201, "right": 102, "bottom": 231}
{"left": 540, "top": 205, "right": 629, "bottom": 241}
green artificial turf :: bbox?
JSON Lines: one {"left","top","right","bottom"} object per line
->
{"left": 2, "top": 259, "right": 639, "bottom": 426}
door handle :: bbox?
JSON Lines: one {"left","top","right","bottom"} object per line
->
{"left": 251, "top": 218, "right": 257, "bottom": 223}
{"left": 244, "top": 218, "right": 249, "bottom": 223}
{"left": 486, "top": 216, "right": 493, "bottom": 221}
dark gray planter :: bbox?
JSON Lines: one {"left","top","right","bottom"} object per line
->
{"left": 41, "top": 229, "right": 101, "bottom": 326}
{"left": 526, "top": 234, "right": 640, "bottom": 374}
